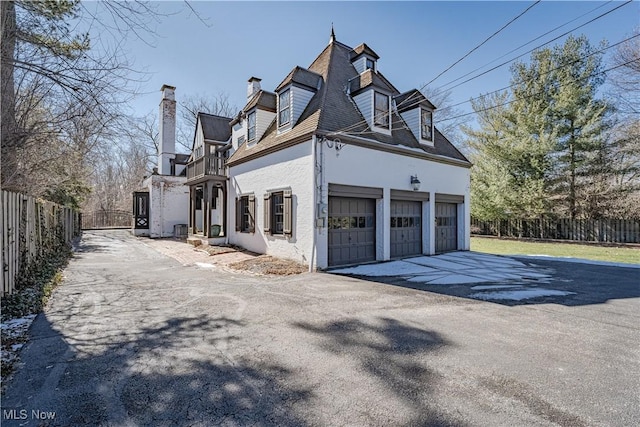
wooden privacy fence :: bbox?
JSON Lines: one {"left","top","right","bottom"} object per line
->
{"left": 81, "top": 210, "right": 131, "bottom": 230}
{"left": 471, "top": 217, "right": 640, "bottom": 244}
{"left": 1, "top": 190, "right": 81, "bottom": 296}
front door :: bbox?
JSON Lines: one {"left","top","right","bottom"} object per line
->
{"left": 133, "top": 192, "right": 149, "bottom": 229}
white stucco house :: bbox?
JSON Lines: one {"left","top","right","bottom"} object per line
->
{"left": 132, "top": 85, "right": 190, "bottom": 238}
{"left": 185, "top": 33, "right": 471, "bottom": 269}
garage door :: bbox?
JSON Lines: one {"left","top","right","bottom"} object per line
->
{"left": 390, "top": 200, "right": 422, "bottom": 258}
{"left": 328, "top": 197, "right": 376, "bottom": 266}
{"left": 435, "top": 202, "right": 457, "bottom": 253}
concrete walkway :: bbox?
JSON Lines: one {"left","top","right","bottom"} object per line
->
{"left": 2, "top": 230, "right": 639, "bottom": 426}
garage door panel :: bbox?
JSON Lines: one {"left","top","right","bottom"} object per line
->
{"left": 435, "top": 202, "right": 457, "bottom": 253}
{"left": 390, "top": 200, "right": 422, "bottom": 258}
{"left": 328, "top": 197, "right": 376, "bottom": 266}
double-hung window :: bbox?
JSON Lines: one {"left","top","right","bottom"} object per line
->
{"left": 263, "top": 190, "right": 292, "bottom": 236}
{"left": 374, "top": 92, "right": 390, "bottom": 128}
{"left": 247, "top": 111, "right": 256, "bottom": 142}
{"left": 279, "top": 89, "right": 291, "bottom": 126}
{"left": 421, "top": 109, "right": 433, "bottom": 141}
{"left": 365, "top": 58, "right": 375, "bottom": 71}
{"left": 236, "top": 195, "right": 255, "bottom": 233}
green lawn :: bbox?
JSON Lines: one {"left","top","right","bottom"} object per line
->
{"left": 471, "top": 237, "right": 640, "bottom": 265}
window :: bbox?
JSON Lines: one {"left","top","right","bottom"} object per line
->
{"left": 247, "top": 111, "right": 256, "bottom": 142}
{"left": 272, "top": 192, "right": 284, "bottom": 234}
{"left": 421, "top": 109, "right": 433, "bottom": 141}
{"left": 263, "top": 190, "right": 292, "bottom": 236}
{"left": 365, "top": 58, "right": 374, "bottom": 71}
{"left": 237, "top": 135, "right": 245, "bottom": 147}
{"left": 374, "top": 92, "right": 389, "bottom": 128}
{"left": 235, "top": 195, "right": 255, "bottom": 233}
{"left": 278, "top": 89, "right": 291, "bottom": 126}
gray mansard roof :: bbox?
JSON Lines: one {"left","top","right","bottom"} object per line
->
{"left": 228, "top": 38, "right": 470, "bottom": 167}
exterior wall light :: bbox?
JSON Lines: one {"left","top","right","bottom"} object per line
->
{"left": 411, "top": 175, "right": 421, "bottom": 191}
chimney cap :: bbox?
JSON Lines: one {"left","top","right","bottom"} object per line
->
{"left": 247, "top": 76, "right": 262, "bottom": 82}
{"left": 160, "top": 84, "right": 176, "bottom": 91}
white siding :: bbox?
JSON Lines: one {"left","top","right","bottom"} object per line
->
{"left": 232, "top": 121, "right": 245, "bottom": 151}
{"left": 193, "top": 120, "right": 205, "bottom": 157}
{"left": 292, "top": 86, "right": 314, "bottom": 125}
{"left": 315, "top": 142, "right": 470, "bottom": 268}
{"left": 352, "top": 56, "right": 375, "bottom": 74}
{"left": 256, "top": 109, "right": 275, "bottom": 142}
{"left": 144, "top": 175, "right": 189, "bottom": 238}
{"left": 400, "top": 108, "right": 420, "bottom": 143}
{"left": 353, "top": 91, "right": 372, "bottom": 129}
{"left": 229, "top": 141, "right": 315, "bottom": 265}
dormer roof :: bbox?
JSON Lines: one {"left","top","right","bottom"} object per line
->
{"left": 349, "top": 69, "right": 399, "bottom": 96}
{"left": 394, "top": 89, "right": 437, "bottom": 113}
{"left": 243, "top": 90, "right": 277, "bottom": 113}
{"left": 349, "top": 43, "right": 380, "bottom": 61}
{"left": 275, "top": 66, "right": 323, "bottom": 92}
{"left": 198, "top": 112, "right": 232, "bottom": 142}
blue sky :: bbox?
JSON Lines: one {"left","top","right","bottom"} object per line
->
{"left": 118, "top": 1, "right": 638, "bottom": 135}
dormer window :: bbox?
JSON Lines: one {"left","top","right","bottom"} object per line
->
{"left": 374, "top": 92, "right": 390, "bottom": 128}
{"left": 365, "top": 58, "right": 375, "bottom": 71}
{"left": 278, "top": 89, "right": 291, "bottom": 127}
{"left": 421, "top": 109, "right": 433, "bottom": 141}
{"left": 247, "top": 111, "right": 256, "bottom": 142}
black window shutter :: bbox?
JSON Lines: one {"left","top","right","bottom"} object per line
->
{"left": 235, "top": 197, "right": 241, "bottom": 232}
{"left": 283, "top": 190, "right": 292, "bottom": 236}
{"left": 248, "top": 194, "right": 255, "bottom": 233}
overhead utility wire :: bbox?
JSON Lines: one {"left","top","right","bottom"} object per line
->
{"left": 331, "top": 50, "right": 638, "bottom": 138}
{"left": 423, "top": 0, "right": 541, "bottom": 89}
{"left": 334, "top": 59, "right": 635, "bottom": 139}
{"left": 433, "top": 60, "right": 637, "bottom": 124}
{"left": 327, "top": 0, "right": 633, "bottom": 138}
{"left": 443, "top": 0, "right": 632, "bottom": 92}
{"left": 438, "top": 0, "right": 613, "bottom": 89}
{"left": 447, "top": 34, "right": 640, "bottom": 110}
{"left": 395, "top": 0, "right": 541, "bottom": 113}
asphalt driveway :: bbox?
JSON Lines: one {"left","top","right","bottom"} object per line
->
{"left": 2, "top": 230, "right": 639, "bottom": 426}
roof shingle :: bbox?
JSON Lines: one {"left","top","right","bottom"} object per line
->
{"left": 228, "top": 39, "right": 469, "bottom": 166}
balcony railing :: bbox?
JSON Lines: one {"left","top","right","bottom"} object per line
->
{"left": 186, "top": 154, "right": 226, "bottom": 182}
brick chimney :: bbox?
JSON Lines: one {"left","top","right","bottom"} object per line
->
{"left": 247, "top": 77, "right": 261, "bottom": 100}
{"left": 158, "top": 84, "right": 176, "bottom": 175}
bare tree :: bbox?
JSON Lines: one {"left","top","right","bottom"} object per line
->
{"left": 176, "top": 92, "right": 237, "bottom": 152}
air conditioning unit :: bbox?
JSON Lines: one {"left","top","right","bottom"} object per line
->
{"left": 174, "top": 224, "right": 188, "bottom": 238}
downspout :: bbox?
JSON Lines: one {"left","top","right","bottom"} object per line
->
{"left": 159, "top": 181, "right": 165, "bottom": 238}
{"left": 309, "top": 134, "right": 317, "bottom": 273}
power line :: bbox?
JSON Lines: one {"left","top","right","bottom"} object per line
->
{"left": 442, "top": 0, "right": 631, "bottom": 92}
{"left": 396, "top": 1, "right": 541, "bottom": 113}
{"left": 447, "top": 34, "right": 640, "bottom": 111}
{"left": 331, "top": 57, "right": 636, "bottom": 138}
{"left": 328, "top": 0, "right": 632, "bottom": 138}
{"left": 424, "top": 1, "right": 541, "bottom": 88}
{"left": 437, "top": 1, "right": 614, "bottom": 89}
{"left": 437, "top": 60, "right": 637, "bottom": 124}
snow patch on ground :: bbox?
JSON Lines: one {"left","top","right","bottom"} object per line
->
{"left": 469, "top": 288, "right": 576, "bottom": 301}
{"left": 195, "top": 262, "right": 216, "bottom": 269}
{"left": 331, "top": 261, "right": 434, "bottom": 276}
